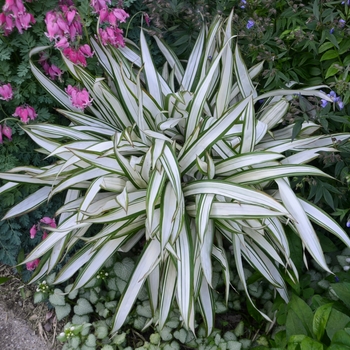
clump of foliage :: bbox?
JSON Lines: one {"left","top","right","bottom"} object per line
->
{"left": 1, "top": 8, "right": 350, "bottom": 338}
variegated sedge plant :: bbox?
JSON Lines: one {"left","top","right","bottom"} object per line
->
{"left": 1, "top": 12, "right": 350, "bottom": 336}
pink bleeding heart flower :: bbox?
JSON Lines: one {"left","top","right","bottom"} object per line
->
{"left": 99, "top": 7, "right": 109, "bottom": 22}
{"left": 30, "top": 224, "right": 37, "bottom": 239}
{"left": 0, "top": 126, "right": 3, "bottom": 144}
{"left": 48, "top": 64, "right": 63, "bottom": 81}
{"left": 26, "top": 258, "right": 40, "bottom": 271}
{"left": 63, "top": 47, "right": 87, "bottom": 66}
{"left": 45, "top": 11, "right": 60, "bottom": 40}
{"left": 99, "top": 27, "right": 125, "bottom": 47}
{"left": 13, "top": 105, "right": 38, "bottom": 123}
{"left": 2, "top": 125, "right": 12, "bottom": 141}
{"left": 16, "top": 12, "right": 35, "bottom": 33}
{"left": 55, "top": 36, "right": 69, "bottom": 49}
{"left": 109, "top": 8, "right": 129, "bottom": 24}
{"left": 40, "top": 216, "right": 56, "bottom": 228}
{"left": 90, "top": 0, "right": 111, "bottom": 14}
{"left": 65, "top": 9, "right": 76, "bottom": 25}
{"left": 79, "top": 44, "right": 94, "bottom": 58}
{"left": 42, "top": 231, "right": 48, "bottom": 240}
{"left": 65, "top": 85, "right": 93, "bottom": 110}
{"left": 144, "top": 13, "right": 150, "bottom": 26}
{"left": 0, "top": 13, "right": 15, "bottom": 35}
{"left": 0, "top": 83, "right": 13, "bottom": 101}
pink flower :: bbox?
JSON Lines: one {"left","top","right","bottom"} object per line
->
{"left": 2, "top": 125, "right": 12, "bottom": 141}
{"left": 30, "top": 224, "right": 37, "bottom": 239}
{"left": 54, "top": 36, "right": 69, "bottom": 49}
{"left": 109, "top": 8, "right": 129, "bottom": 24}
{"left": 1, "top": 0, "right": 35, "bottom": 35}
{"left": 42, "top": 231, "right": 48, "bottom": 240}
{"left": 79, "top": 44, "right": 94, "bottom": 58}
{"left": 45, "top": 11, "right": 60, "bottom": 40}
{"left": 13, "top": 105, "right": 38, "bottom": 123}
{"left": 56, "top": 15, "right": 70, "bottom": 35}
{"left": 48, "top": 64, "right": 63, "bottom": 80}
{"left": 0, "top": 126, "right": 3, "bottom": 144}
{"left": 99, "top": 27, "right": 125, "bottom": 47}
{"left": 0, "top": 83, "right": 13, "bottom": 101}
{"left": 70, "top": 17, "right": 82, "bottom": 40}
{"left": 63, "top": 47, "right": 87, "bottom": 66}
{"left": 3, "top": 0, "right": 25, "bottom": 14}
{"left": 144, "top": 13, "right": 150, "bottom": 26}
{"left": 99, "top": 7, "right": 108, "bottom": 22}
{"left": 90, "top": 0, "right": 110, "bottom": 14}
{"left": 65, "top": 9, "right": 76, "bottom": 25}
{"left": 16, "top": 12, "right": 35, "bottom": 33}
{"left": 40, "top": 216, "right": 56, "bottom": 228}
{"left": 26, "top": 258, "right": 40, "bottom": 271}
{"left": 65, "top": 85, "right": 93, "bottom": 110}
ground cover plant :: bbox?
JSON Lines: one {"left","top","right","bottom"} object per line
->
{"left": 0, "top": 2, "right": 350, "bottom": 343}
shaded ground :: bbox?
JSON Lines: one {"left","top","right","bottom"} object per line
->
{"left": 0, "top": 264, "right": 62, "bottom": 350}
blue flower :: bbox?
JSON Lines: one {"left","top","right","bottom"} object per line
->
{"left": 346, "top": 220, "right": 350, "bottom": 228}
{"left": 330, "top": 27, "right": 334, "bottom": 34}
{"left": 246, "top": 19, "right": 255, "bottom": 29}
{"left": 320, "top": 90, "right": 344, "bottom": 110}
{"left": 339, "top": 19, "right": 346, "bottom": 28}
{"left": 240, "top": 0, "right": 247, "bottom": 8}
{"left": 320, "top": 99, "right": 328, "bottom": 108}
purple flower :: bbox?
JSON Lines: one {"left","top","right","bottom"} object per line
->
{"left": 320, "top": 99, "right": 328, "bottom": 108}
{"left": 330, "top": 27, "right": 334, "bottom": 34}
{"left": 320, "top": 90, "right": 344, "bottom": 110}
{"left": 240, "top": 0, "right": 247, "bottom": 9}
{"left": 339, "top": 19, "right": 346, "bottom": 28}
{"left": 246, "top": 19, "right": 255, "bottom": 29}
{"left": 346, "top": 220, "right": 350, "bottom": 228}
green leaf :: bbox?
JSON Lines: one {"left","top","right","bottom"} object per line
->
{"left": 320, "top": 50, "right": 338, "bottom": 61}
{"left": 300, "top": 336, "right": 323, "bottom": 350}
{"left": 330, "top": 283, "right": 350, "bottom": 309}
{"left": 330, "top": 330, "right": 350, "bottom": 348}
{"left": 318, "top": 42, "right": 334, "bottom": 53}
{"left": 287, "top": 294, "right": 315, "bottom": 339}
{"left": 0, "top": 277, "right": 11, "bottom": 285}
{"left": 286, "top": 309, "right": 309, "bottom": 340}
{"left": 326, "top": 309, "right": 350, "bottom": 340}
{"left": 313, "top": 303, "right": 333, "bottom": 341}
{"left": 325, "top": 64, "right": 341, "bottom": 79}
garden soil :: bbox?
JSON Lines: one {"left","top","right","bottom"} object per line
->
{"left": 0, "top": 264, "right": 62, "bottom": 350}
